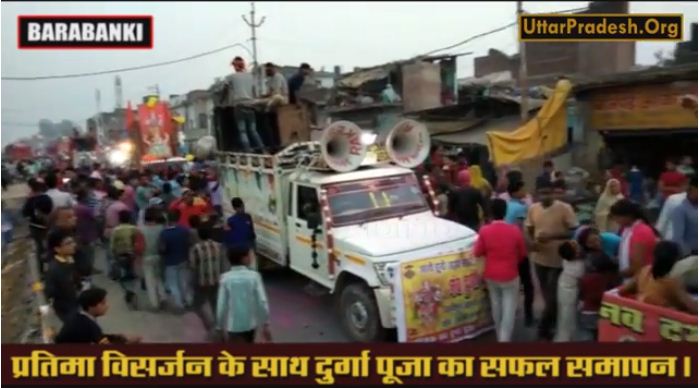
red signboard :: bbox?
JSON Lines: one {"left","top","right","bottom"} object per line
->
{"left": 598, "top": 289, "right": 697, "bottom": 342}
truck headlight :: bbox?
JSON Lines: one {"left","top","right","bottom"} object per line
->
{"left": 373, "top": 262, "right": 397, "bottom": 287}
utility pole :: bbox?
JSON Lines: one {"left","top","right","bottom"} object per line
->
{"left": 242, "top": 2, "right": 265, "bottom": 96}
{"left": 517, "top": 1, "right": 529, "bottom": 124}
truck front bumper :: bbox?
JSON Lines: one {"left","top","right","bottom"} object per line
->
{"left": 374, "top": 287, "right": 396, "bottom": 329}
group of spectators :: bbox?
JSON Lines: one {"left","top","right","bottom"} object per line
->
{"left": 21, "top": 162, "right": 271, "bottom": 344}
{"left": 421, "top": 147, "right": 697, "bottom": 342}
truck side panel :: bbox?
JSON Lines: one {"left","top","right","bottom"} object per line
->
{"left": 220, "top": 165, "right": 287, "bottom": 265}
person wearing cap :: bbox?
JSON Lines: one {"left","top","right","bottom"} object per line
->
{"left": 287, "top": 63, "right": 312, "bottom": 105}
{"left": 224, "top": 56, "right": 265, "bottom": 153}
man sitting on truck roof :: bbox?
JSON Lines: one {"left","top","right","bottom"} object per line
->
{"left": 287, "top": 63, "right": 312, "bottom": 105}
{"left": 263, "top": 62, "right": 288, "bottom": 109}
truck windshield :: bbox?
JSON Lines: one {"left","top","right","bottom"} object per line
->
{"left": 325, "top": 174, "right": 429, "bottom": 226}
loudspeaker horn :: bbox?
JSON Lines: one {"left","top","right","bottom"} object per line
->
{"left": 385, "top": 119, "right": 430, "bottom": 168}
{"left": 320, "top": 121, "right": 367, "bottom": 172}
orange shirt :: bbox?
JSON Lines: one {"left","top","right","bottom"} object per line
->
{"left": 170, "top": 197, "right": 211, "bottom": 227}
{"left": 634, "top": 265, "right": 696, "bottom": 313}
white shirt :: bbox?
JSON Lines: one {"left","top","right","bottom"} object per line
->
{"left": 558, "top": 259, "right": 585, "bottom": 289}
{"left": 266, "top": 72, "right": 288, "bottom": 97}
{"left": 208, "top": 181, "right": 221, "bottom": 207}
{"left": 656, "top": 192, "right": 687, "bottom": 240}
{"left": 47, "top": 188, "right": 76, "bottom": 209}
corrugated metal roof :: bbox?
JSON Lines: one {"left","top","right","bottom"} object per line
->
{"left": 336, "top": 54, "right": 463, "bottom": 89}
{"left": 336, "top": 67, "right": 391, "bottom": 89}
{"left": 424, "top": 118, "right": 487, "bottom": 136}
{"left": 574, "top": 63, "right": 698, "bottom": 93}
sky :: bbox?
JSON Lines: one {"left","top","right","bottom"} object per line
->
{"left": 1, "top": 1, "right": 697, "bottom": 146}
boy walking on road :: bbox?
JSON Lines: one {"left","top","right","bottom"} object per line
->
{"left": 216, "top": 246, "right": 271, "bottom": 343}
{"left": 190, "top": 226, "right": 228, "bottom": 331}
{"left": 159, "top": 209, "right": 194, "bottom": 310}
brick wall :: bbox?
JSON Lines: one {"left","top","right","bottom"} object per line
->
{"left": 474, "top": 49, "right": 517, "bottom": 78}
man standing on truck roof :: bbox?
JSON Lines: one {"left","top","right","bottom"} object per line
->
{"left": 224, "top": 56, "right": 266, "bottom": 153}
{"left": 287, "top": 63, "right": 312, "bottom": 105}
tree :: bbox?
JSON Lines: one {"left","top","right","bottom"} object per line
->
{"left": 57, "top": 120, "right": 75, "bottom": 137}
{"left": 653, "top": 49, "right": 675, "bottom": 67}
{"left": 38, "top": 119, "right": 57, "bottom": 140}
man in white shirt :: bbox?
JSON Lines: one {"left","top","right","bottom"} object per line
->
{"left": 45, "top": 173, "right": 76, "bottom": 210}
{"left": 656, "top": 191, "right": 687, "bottom": 240}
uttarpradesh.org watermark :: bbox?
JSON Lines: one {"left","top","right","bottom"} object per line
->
{"left": 519, "top": 14, "right": 683, "bottom": 41}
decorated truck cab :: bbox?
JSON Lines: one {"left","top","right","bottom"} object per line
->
{"left": 216, "top": 120, "right": 478, "bottom": 341}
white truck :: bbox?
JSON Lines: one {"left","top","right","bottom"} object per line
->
{"left": 216, "top": 120, "right": 476, "bottom": 342}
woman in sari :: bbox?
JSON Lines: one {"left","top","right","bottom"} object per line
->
{"left": 594, "top": 179, "right": 624, "bottom": 233}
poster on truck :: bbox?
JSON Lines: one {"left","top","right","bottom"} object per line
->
{"left": 137, "top": 100, "right": 174, "bottom": 161}
{"left": 392, "top": 250, "right": 493, "bottom": 343}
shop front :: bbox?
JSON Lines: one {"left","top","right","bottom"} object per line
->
{"left": 578, "top": 72, "right": 697, "bottom": 178}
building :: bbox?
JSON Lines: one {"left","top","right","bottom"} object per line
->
{"left": 573, "top": 63, "right": 698, "bottom": 177}
{"left": 86, "top": 108, "right": 135, "bottom": 144}
{"left": 674, "top": 23, "right": 698, "bottom": 65}
{"left": 169, "top": 90, "right": 213, "bottom": 151}
{"left": 474, "top": 1, "right": 635, "bottom": 86}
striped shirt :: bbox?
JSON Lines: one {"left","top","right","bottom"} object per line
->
{"left": 87, "top": 191, "right": 103, "bottom": 217}
{"left": 189, "top": 240, "right": 226, "bottom": 287}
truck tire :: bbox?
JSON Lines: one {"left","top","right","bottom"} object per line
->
{"left": 338, "top": 282, "right": 387, "bottom": 342}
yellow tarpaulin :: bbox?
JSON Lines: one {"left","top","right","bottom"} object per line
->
{"left": 486, "top": 79, "right": 572, "bottom": 166}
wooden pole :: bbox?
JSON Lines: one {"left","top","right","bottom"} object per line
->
{"left": 517, "top": 1, "right": 529, "bottom": 124}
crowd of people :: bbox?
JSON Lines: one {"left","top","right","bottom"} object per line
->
{"left": 20, "top": 161, "right": 271, "bottom": 344}
{"left": 422, "top": 147, "right": 698, "bottom": 342}
{"left": 11, "top": 142, "right": 698, "bottom": 345}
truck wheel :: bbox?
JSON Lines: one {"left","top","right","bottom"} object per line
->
{"left": 338, "top": 282, "right": 386, "bottom": 342}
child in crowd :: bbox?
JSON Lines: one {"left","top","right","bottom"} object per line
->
{"left": 579, "top": 253, "right": 619, "bottom": 340}
{"left": 554, "top": 241, "right": 586, "bottom": 342}
{"left": 44, "top": 230, "right": 81, "bottom": 322}
{"left": 620, "top": 241, "right": 697, "bottom": 314}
